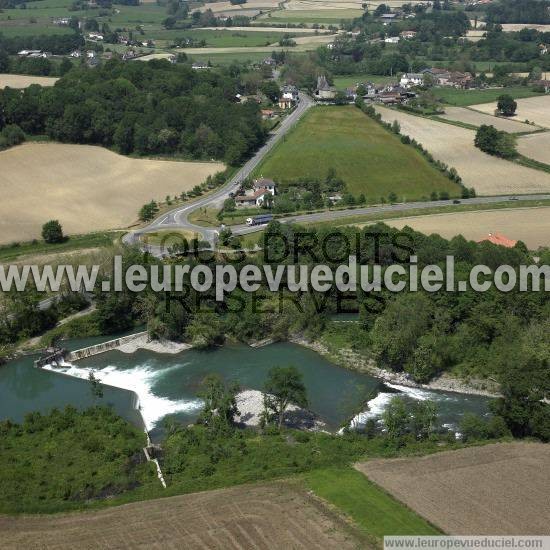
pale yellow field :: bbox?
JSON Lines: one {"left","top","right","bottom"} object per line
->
{"left": 0, "top": 74, "right": 58, "bottom": 89}
{"left": 517, "top": 132, "right": 550, "bottom": 165}
{"left": 375, "top": 106, "right": 550, "bottom": 195}
{"left": 464, "top": 30, "right": 485, "bottom": 42}
{"left": 381, "top": 207, "right": 550, "bottom": 250}
{"left": 501, "top": 23, "right": 550, "bottom": 32}
{"left": 270, "top": 33, "right": 337, "bottom": 45}
{"left": 440, "top": 106, "right": 540, "bottom": 133}
{"left": 0, "top": 143, "right": 223, "bottom": 244}
{"left": 135, "top": 53, "right": 175, "bottom": 61}
{"left": 470, "top": 95, "right": 550, "bottom": 129}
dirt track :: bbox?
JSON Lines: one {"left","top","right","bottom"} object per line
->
{"left": 0, "top": 143, "right": 223, "bottom": 243}
{"left": 0, "top": 482, "right": 365, "bottom": 550}
{"left": 375, "top": 106, "right": 550, "bottom": 195}
{"left": 357, "top": 442, "right": 550, "bottom": 536}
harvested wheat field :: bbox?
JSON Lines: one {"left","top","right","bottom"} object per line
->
{"left": 440, "top": 106, "right": 540, "bottom": 133}
{"left": 517, "top": 132, "right": 550, "bottom": 165}
{"left": 357, "top": 442, "right": 550, "bottom": 536}
{"left": 501, "top": 23, "right": 550, "bottom": 32}
{"left": 0, "top": 74, "right": 58, "bottom": 89}
{"left": 375, "top": 106, "right": 550, "bottom": 195}
{"left": 470, "top": 95, "right": 550, "bottom": 129}
{"left": 0, "top": 482, "right": 365, "bottom": 550}
{"left": 0, "top": 143, "right": 223, "bottom": 244}
{"left": 384, "top": 207, "right": 550, "bottom": 249}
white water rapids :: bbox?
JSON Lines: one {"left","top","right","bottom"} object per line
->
{"left": 43, "top": 361, "right": 203, "bottom": 430}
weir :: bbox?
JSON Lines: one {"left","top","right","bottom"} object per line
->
{"left": 66, "top": 331, "right": 148, "bottom": 362}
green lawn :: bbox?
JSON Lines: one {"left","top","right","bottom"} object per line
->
{"left": 255, "top": 105, "right": 461, "bottom": 201}
{"left": 434, "top": 86, "right": 543, "bottom": 107}
{"left": 0, "top": 231, "right": 122, "bottom": 262}
{"left": 146, "top": 28, "right": 304, "bottom": 47}
{"left": 334, "top": 74, "right": 396, "bottom": 89}
{"left": 305, "top": 467, "right": 441, "bottom": 542}
{"left": 0, "top": 23, "right": 75, "bottom": 36}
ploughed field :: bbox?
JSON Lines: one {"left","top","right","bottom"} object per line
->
{"left": 384, "top": 206, "right": 550, "bottom": 250}
{"left": 356, "top": 442, "right": 550, "bottom": 535}
{"left": 375, "top": 106, "right": 550, "bottom": 195}
{"left": 0, "top": 482, "right": 366, "bottom": 549}
{"left": 255, "top": 105, "right": 461, "bottom": 201}
{"left": 0, "top": 143, "right": 223, "bottom": 244}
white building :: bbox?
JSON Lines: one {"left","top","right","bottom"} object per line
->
{"left": 384, "top": 36, "right": 400, "bottom": 44}
{"left": 400, "top": 73, "right": 424, "bottom": 88}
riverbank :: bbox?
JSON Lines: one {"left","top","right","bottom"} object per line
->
{"left": 290, "top": 337, "right": 501, "bottom": 399}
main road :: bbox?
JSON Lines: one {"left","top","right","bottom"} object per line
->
{"left": 123, "top": 92, "right": 315, "bottom": 248}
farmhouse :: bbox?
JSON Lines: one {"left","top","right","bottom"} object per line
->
{"left": 477, "top": 232, "right": 518, "bottom": 248}
{"left": 235, "top": 189, "right": 272, "bottom": 208}
{"left": 400, "top": 30, "right": 417, "bottom": 39}
{"left": 253, "top": 178, "right": 276, "bottom": 194}
{"left": 422, "top": 67, "right": 473, "bottom": 88}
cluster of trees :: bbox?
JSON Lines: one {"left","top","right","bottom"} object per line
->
{"left": 0, "top": 124, "right": 25, "bottom": 151}
{"left": 474, "top": 124, "right": 517, "bottom": 159}
{"left": 0, "top": 60, "right": 266, "bottom": 164}
{"left": 485, "top": 0, "right": 550, "bottom": 25}
{"left": 0, "top": 33, "right": 83, "bottom": 56}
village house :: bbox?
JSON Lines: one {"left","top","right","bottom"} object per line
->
{"left": 400, "top": 72, "right": 424, "bottom": 88}
{"left": 192, "top": 61, "right": 209, "bottom": 70}
{"left": 279, "top": 85, "right": 298, "bottom": 108}
{"left": 400, "top": 30, "right": 417, "bottom": 39}
{"left": 261, "top": 109, "right": 275, "bottom": 119}
{"left": 53, "top": 17, "right": 70, "bottom": 26}
{"left": 314, "top": 75, "right": 336, "bottom": 100}
{"left": 380, "top": 13, "right": 398, "bottom": 25}
{"left": 262, "top": 57, "right": 276, "bottom": 66}
{"left": 253, "top": 178, "right": 276, "bottom": 195}
{"left": 70, "top": 50, "right": 82, "bottom": 58}
{"left": 88, "top": 32, "right": 104, "bottom": 41}
{"left": 477, "top": 232, "right": 517, "bottom": 248}
{"left": 384, "top": 36, "right": 400, "bottom": 44}
{"left": 17, "top": 49, "right": 42, "bottom": 57}
{"left": 422, "top": 67, "right": 473, "bottom": 88}
{"left": 235, "top": 189, "right": 272, "bottom": 208}
{"left": 540, "top": 44, "right": 548, "bottom": 55}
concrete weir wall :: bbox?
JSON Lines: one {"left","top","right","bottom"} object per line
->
{"left": 67, "top": 331, "right": 148, "bottom": 362}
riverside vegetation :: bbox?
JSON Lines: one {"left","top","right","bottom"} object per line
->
{"left": 4, "top": 221, "right": 547, "bottom": 442}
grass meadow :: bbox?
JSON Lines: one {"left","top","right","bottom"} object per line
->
{"left": 254, "top": 105, "right": 461, "bottom": 201}
{"left": 434, "top": 86, "right": 543, "bottom": 107}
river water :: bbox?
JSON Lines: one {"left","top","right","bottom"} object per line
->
{"left": 0, "top": 336, "right": 491, "bottom": 441}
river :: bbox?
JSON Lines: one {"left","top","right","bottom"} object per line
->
{"left": 0, "top": 335, "right": 491, "bottom": 441}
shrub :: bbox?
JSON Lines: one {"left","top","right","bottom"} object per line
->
{"left": 41, "top": 220, "right": 64, "bottom": 244}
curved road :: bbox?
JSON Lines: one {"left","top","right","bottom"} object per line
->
{"left": 123, "top": 92, "right": 314, "bottom": 248}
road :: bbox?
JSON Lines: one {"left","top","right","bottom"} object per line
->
{"left": 123, "top": 92, "right": 314, "bottom": 249}
{"left": 122, "top": 93, "right": 550, "bottom": 256}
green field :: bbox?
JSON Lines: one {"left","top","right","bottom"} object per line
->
{"left": 0, "top": 24, "right": 74, "bottom": 36}
{"left": 260, "top": 9, "right": 363, "bottom": 24}
{"left": 255, "top": 105, "right": 461, "bottom": 201}
{"left": 334, "top": 74, "right": 396, "bottom": 89}
{"left": 185, "top": 50, "right": 296, "bottom": 65}
{"left": 306, "top": 468, "right": 440, "bottom": 542}
{"left": 147, "top": 28, "right": 302, "bottom": 47}
{"left": 434, "top": 86, "right": 544, "bottom": 107}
